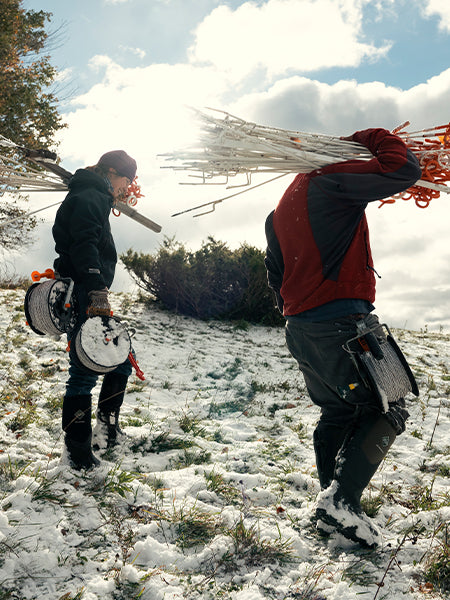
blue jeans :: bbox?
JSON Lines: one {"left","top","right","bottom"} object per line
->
{"left": 65, "top": 284, "right": 132, "bottom": 397}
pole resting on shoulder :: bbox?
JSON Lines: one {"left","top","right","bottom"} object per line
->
{"left": 0, "top": 136, "right": 162, "bottom": 233}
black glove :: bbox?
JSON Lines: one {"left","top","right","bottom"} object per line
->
{"left": 87, "top": 288, "right": 111, "bottom": 317}
{"left": 385, "top": 398, "right": 410, "bottom": 435}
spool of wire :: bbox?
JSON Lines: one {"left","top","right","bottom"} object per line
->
{"left": 70, "top": 316, "right": 131, "bottom": 374}
{"left": 24, "top": 279, "right": 77, "bottom": 337}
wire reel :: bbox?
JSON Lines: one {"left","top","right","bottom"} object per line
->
{"left": 24, "top": 278, "right": 78, "bottom": 337}
{"left": 70, "top": 316, "right": 131, "bottom": 374}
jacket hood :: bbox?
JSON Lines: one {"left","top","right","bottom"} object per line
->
{"left": 68, "top": 168, "right": 112, "bottom": 197}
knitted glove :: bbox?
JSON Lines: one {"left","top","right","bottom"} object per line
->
{"left": 87, "top": 288, "right": 111, "bottom": 317}
{"left": 385, "top": 398, "right": 410, "bottom": 435}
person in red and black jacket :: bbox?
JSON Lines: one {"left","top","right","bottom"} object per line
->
{"left": 265, "top": 128, "right": 422, "bottom": 548}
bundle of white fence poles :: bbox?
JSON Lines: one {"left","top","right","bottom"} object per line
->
{"left": 162, "top": 108, "right": 373, "bottom": 182}
{"left": 161, "top": 109, "right": 449, "bottom": 217}
{"left": 0, "top": 135, "right": 68, "bottom": 195}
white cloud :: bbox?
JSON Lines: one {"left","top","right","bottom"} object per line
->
{"left": 424, "top": 0, "right": 450, "bottom": 31}
{"left": 119, "top": 46, "right": 147, "bottom": 59}
{"left": 231, "top": 69, "right": 450, "bottom": 134}
{"left": 188, "top": 0, "right": 391, "bottom": 82}
{"left": 59, "top": 56, "right": 229, "bottom": 163}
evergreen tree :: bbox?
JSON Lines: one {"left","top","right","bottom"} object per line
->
{"left": 0, "top": 0, "right": 64, "bottom": 147}
{"left": 0, "top": 0, "right": 65, "bottom": 250}
{"left": 121, "top": 237, "right": 284, "bottom": 326}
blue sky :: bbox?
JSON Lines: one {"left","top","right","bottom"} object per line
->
{"left": 13, "top": 0, "right": 450, "bottom": 330}
{"left": 28, "top": 0, "right": 450, "bottom": 92}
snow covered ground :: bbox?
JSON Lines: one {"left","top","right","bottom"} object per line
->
{"left": 0, "top": 288, "right": 449, "bottom": 600}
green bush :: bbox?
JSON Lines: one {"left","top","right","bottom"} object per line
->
{"left": 121, "top": 236, "right": 284, "bottom": 326}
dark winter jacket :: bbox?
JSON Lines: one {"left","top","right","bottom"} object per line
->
{"left": 52, "top": 169, "right": 117, "bottom": 293}
{"left": 265, "top": 128, "right": 422, "bottom": 316}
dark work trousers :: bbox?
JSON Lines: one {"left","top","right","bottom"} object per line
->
{"left": 65, "top": 283, "right": 132, "bottom": 397}
{"left": 285, "top": 313, "right": 386, "bottom": 488}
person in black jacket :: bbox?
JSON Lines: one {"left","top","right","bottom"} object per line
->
{"left": 265, "top": 128, "right": 422, "bottom": 548}
{"left": 52, "top": 150, "right": 137, "bottom": 469}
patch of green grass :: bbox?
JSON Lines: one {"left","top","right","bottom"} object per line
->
{"left": 44, "top": 395, "right": 63, "bottom": 415}
{"left": 5, "top": 402, "right": 38, "bottom": 434}
{"left": 221, "top": 517, "right": 294, "bottom": 568}
{"left": 424, "top": 523, "right": 450, "bottom": 594}
{"left": 361, "top": 493, "right": 385, "bottom": 517}
{"left": 0, "top": 457, "right": 31, "bottom": 483}
{"left": 405, "top": 479, "right": 450, "bottom": 512}
{"left": 31, "top": 475, "right": 77, "bottom": 506}
{"left": 438, "top": 465, "right": 450, "bottom": 477}
{"left": 2, "top": 371, "right": 42, "bottom": 433}
{"left": 111, "top": 581, "right": 145, "bottom": 599}
{"left": 178, "top": 411, "right": 206, "bottom": 436}
{"left": 340, "top": 557, "right": 380, "bottom": 587}
{"left": 205, "top": 470, "right": 240, "bottom": 502}
{"left": 144, "top": 475, "right": 166, "bottom": 492}
{"left": 122, "top": 410, "right": 153, "bottom": 427}
{"left": 150, "top": 431, "right": 195, "bottom": 453}
{"left": 100, "top": 464, "right": 136, "bottom": 498}
{"left": 170, "top": 448, "right": 211, "bottom": 469}
{"left": 250, "top": 380, "right": 292, "bottom": 396}
{"left": 291, "top": 420, "right": 307, "bottom": 441}
{"left": 170, "top": 504, "right": 223, "bottom": 549}
{"left": 261, "top": 437, "right": 293, "bottom": 461}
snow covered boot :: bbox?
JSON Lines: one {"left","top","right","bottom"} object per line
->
{"left": 94, "top": 372, "right": 128, "bottom": 449}
{"left": 315, "top": 410, "right": 397, "bottom": 549}
{"left": 62, "top": 394, "right": 99, "bottom": 470}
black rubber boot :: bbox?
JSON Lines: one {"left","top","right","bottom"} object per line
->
{"left": 334, "top": 412, "right": 397, "bottom": 510}
{"left": 62, "top": 394, "right": 99, "bottom": 469}
{"left": 313, "top": 420, "right": 349, "bottom": 490}
{"left": 95, "top": 372, "right": 128, "bottom": 448}
{"left": 315, "top": 410, "right": 397, "bottom": 548}
{"left": 64, "top": 435, "right": 100, "bottom": 470}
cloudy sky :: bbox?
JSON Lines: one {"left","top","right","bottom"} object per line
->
{"left": 10, "top": 0, "right": 450, "bottom": 330}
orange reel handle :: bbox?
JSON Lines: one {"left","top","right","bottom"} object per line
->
{"left": 31, "top": 268, "right": 55, "bottom": 282}
{"left": 128, "top": 352, "right": 145, "bottom": 381}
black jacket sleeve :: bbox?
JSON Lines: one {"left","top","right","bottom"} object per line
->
{"left": 264, "top": 210, "right": 285, "bottom": 313}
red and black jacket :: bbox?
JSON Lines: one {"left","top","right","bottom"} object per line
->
{"left": 265, "top": 128, "right": 422, "bottom": 316}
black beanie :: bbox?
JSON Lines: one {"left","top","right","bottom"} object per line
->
{"left": 98, "top": 150, "right": 137, "bottom": 181}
